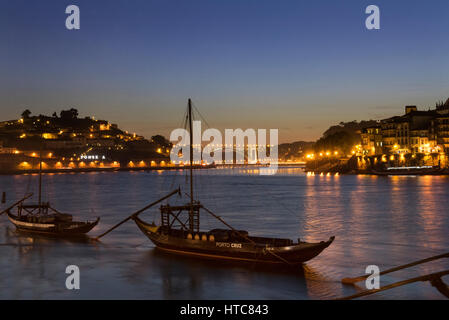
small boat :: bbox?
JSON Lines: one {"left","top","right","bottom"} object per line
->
{"left": 3, "top": 137, "right": 99, "bottom": 237}
{"left": 131, "top": 99, "right": 335, "bottom": 265}
{"left": 371, "top": 165, "right": 442, "bottom": 176}
{"left": 6, "top": 203, "right": 99, "bottom": 237}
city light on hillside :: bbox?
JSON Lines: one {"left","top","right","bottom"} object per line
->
{"left": 305, "top": 153, "right": 315, "bottom": 159}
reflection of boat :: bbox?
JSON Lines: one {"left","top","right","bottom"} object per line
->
{"left": 3, "top": 135, "right": 99, "bottom": 237}
{"left": 371, "top": 165, "right": 442, "bottom": 176}
{"left": 132, "top": 99, "right": 334, "bottom": 266}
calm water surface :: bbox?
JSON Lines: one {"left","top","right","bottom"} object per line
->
{"left": 0, "top": 167, "right": 448, "bottom": 299}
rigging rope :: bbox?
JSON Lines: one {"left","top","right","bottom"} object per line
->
{"left": 24, "top": 174, "right": 32, "bottom": 198}
{"left": 165, "top": 102, "right": 189, "bottom": 204}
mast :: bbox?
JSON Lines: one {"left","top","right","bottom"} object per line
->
{"left": 38, "top": 132, "right": 43, "bottom": 213}
{"left": 161, "top": 99, "right": 199, "bottom": 233}
{"left": 188, "top": 98, "right": 194, "bottom": 205}
{"left": 187, "top": 98, "right": 200, "bottom": 232}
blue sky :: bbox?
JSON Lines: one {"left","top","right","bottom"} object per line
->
{"left": 1, "top": 0, "right": 449, "bottom": 142}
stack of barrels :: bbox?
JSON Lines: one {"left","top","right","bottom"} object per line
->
{"left": 187, "top": 233, "right": 215, "bottom": 242}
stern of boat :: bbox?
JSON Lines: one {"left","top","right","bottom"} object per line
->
{"left": 270, "top": 236, "right": 335, "bottom": 264}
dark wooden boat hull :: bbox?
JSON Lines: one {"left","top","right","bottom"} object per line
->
{"left": 6, "top": 211, "right": 99, "bottom": 237}
{"left": 133, "top": 216, "right": 334, "bottom": 265}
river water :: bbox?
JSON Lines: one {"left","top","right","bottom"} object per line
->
{"left": 0, "top": 167, "right": 448, "bottom": 299}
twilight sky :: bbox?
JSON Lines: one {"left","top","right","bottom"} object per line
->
{"left": 1, "top": 0, "right": 449, "bottom": 142}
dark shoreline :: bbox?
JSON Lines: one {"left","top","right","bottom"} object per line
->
{"left": 0, "top": 163, "right": 276, "bottom": 176}
{"left": 306, "top": 169, "right": 449, "bottom": 176}
{"left": 0, "top": 165, "right": 214, "bottom": 176}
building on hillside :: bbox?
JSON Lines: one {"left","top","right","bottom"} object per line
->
{"left": 44, "top": 139, "right": 86, "bottom": 149}
{"left": 432, "top": 114, "right": 449, "bottom": 153}
{"left": 361, "top": 102, "right": 449, "bottom": 156}
{"left": 360, "top": 125, "right": 382, "bottom": 155}
{"left": 87, "top": 138, "right": 115, "bottom": 148}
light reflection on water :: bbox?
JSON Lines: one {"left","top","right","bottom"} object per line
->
{"left": 0, "top": 168, "right": 448, "bottom": 299}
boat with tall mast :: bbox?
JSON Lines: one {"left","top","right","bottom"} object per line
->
{"left": 131, "top": 99, "right": 335, "bottom": 265}
{"left": 5, "top": 134, "right": 99, "bottom": 236}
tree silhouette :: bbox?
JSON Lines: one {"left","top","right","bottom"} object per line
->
{"left": 151, "top": 135, "right": 171, "bottom": 148}
{"left": 60, "top": 108, "right": 79, "bottom": 120}
{"left": 21, "top": 109, "right": 31, "bottom": 119}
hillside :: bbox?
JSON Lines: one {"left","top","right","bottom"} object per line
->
{"left": 0, "top": 109, "right": 171, "bottom": 161}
